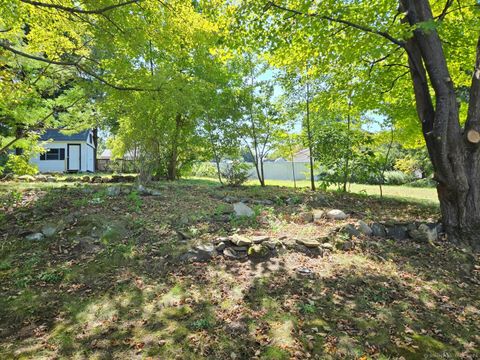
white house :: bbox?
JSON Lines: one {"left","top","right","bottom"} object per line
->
{"left": 30, "top": 129, "right": 96, "bottom": 173}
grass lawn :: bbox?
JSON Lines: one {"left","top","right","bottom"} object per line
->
{"left": 191, "top": 177, "right": 439, "bottom": 205}
{"left": 0, "top": 178, "right": 478, "bottom": 359}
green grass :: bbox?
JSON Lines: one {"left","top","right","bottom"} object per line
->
{"left": 187, "top": 176, "right": 439, "bottom": 205}
{"left": 0, "top": 178, "right": 477, "bottom": 359}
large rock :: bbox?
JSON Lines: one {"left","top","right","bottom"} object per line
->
{"left": 326, "top": 209, "right": 347, "bottom": 220}
{"left": 182, "top": 244, "right": 216, "bottom": 262}
{"left": 386, "top": 225, "right": 408, "bottom": 240}
{"left": 25, "top": 232, "right": 44, "bottom": 241}
{"left": 313, "top": 209, "right": 325, "bottom": 222}
{"left": 251, "top": 235, "right": 270, "bottom": 244}
{"left": 295, "top": 238, "right": 320, "bottom": 248}
{"left": 106, "top": 186, "right": 121, "bottom": 196}
{"left": 343, "top": 224, "right": 361, "bottom": 238}
{"left": 410, "top": 223, "right": 438, "bottom": 242}
{"left": 18, "top": 175, "right": 36, "bottom": 182}
{"left": 357, "top": 220, "right": 373, "bottom": 236}
{"left": 233, "top": 202, "right": 255, "bottom": 217}
{"left": 371, "top": 223, "right": 387, "bottom": 237}
{"left": 35, "top": 174, "right": 48, "bottom": 182}
{"left": 230, "top": 234, "right": 252, "bottom": 246}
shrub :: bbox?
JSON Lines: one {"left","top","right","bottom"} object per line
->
{"left": 408, "top": 178, "right": 437, "bottom": 188}
{"left": 221, "top": 160, "right": 250, "bottom": 186}
{"left": 383, "top": 170, "right": 413, "bottom": 185}
{"left": 5, "top": 154, "right": 38, "bottom": 175}
{"left": 191, "top": 162, "right": 217, "bottom": 178}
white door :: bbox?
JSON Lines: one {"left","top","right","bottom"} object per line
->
{"left": 68, "top": 144, "right": 81, "bottom": 171}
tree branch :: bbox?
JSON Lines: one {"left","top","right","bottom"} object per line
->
{"left": 19, "top": 0, "right": 141, "bottom": 15}
{"left": 0, "top": 41, "right": 161, "bottom": 92}
{"left": 266, "top": 1, "right": 405, "bottom": 47}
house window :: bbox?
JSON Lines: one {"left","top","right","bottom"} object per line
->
{"left": 40, "top": 148, "right": 65, "bottom": 160}
{"left": 89, "top": 134, "right": 93, "bottom": 144}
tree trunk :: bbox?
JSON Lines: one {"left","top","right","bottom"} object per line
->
{"left": 401, "top": 0, "right": 480, "bottom": 249}
{"left": 305, "top": 65, "right": 316, "bottom": 191}
{"left": 167, "top": 114, "right": 182, "bottom": 181}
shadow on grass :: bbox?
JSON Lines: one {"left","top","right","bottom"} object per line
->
{"left": 0, "top": 181, "right": 477, "bottom": 359}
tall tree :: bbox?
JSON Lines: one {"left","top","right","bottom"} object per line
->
{"left": 238, "top": 0, "right": 480, "bottom": 248}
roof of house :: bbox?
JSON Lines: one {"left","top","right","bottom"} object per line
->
{"left": 39, "top": 129, "right": 90, "bottom": 142}
{"left": 293, "top": 148, "right": 310, "bottom": 162}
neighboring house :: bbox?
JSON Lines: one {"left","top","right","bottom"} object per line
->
{"left": 30, "top": 129, "right": 96, "bottom": 173}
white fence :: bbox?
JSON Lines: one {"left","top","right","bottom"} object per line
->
{"left": 220, "top": 161, "right": 312, "bottom": 181}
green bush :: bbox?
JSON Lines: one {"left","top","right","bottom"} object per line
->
{"left": 191, "top": 162, "right": 217, "bottom": 178}
{"left": 221, "top": 160, "right": 250, "bottom": 186}
{"left": 5, "top": 154, "right": 38, "bottom": 175}
{"left": 383, "top": 170, "right": 413, "bottom": 185}
{"left": 407, "top": 178, "right": 436, "bottom": 188}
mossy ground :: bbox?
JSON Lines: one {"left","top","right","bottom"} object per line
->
{"left": 0, "top": 178, "right": 478, "bottom": 359}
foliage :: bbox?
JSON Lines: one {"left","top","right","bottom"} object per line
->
{"left": 190, "top": 162, "right": 218, "bottom": 178}
{"left": 383, "top": 171, "right": 414, "bottom": 186}
{"left": 221, "top": 160, "right": 251, "bottom": 187}
{"left": 408, "top": 178, "right": 437, "bottom": 188}
{"left": 5, "top": 153, "right": 38, "bottom": 176}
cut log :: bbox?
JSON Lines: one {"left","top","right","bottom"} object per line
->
{"left": 467, "top": 129, "right": 480, "bottom": 144}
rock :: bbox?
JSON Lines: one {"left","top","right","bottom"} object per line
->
{"left": 248, "top": 244, "right": 269, "bottom": 258}
{"left": 251, "top": 235, "right": 270, "bottom": 244}
{"left": 18, "top": 175, "right": 36, "bottom": 182}
{"left": 230, "top": 234, "right": 252, "bottom": 246}
{"left": 343, "top": 224, "right": 361, "bottom": 238}
{"left": 81, "top": 175, "right": 91, "bottom": 183}
{"left": 182, "top": 244, "right": 216, "bottom": 262}
{"left": 91, "top": 176, "right": 102, "bottom": 183}
{"left": 106, "top": 186, "right": 121, "bottom": 196}
{"left": 25, "top": 232, "right": 44, "bottom": 241}
{"left": 223, "top": 196, "right": 239, "bottom": 203}
{"left": 263, "top": 240, "right": 280, "bottom": 250}
{"left": 320, "top": 243, "right": 334, "bottom": 251}
{"left": 295, "top": 238, "right": 320, "bottom": 248}
{"left": 326, "top": 209, "right": 347, "bottom": 220}
{"left": 46, "top": 176, "right": 56, "bottom": 182}
{"left": 215, "top": 242, "right": 227, "bottom": 251}
{"left": 342, "top": 240, "right": 354, "bottom": 251}
{"left": 1, "top": 173, "right": 14, "bottom": 181}
{"left": 41, "top": 223, "right": 58, "bottom": 237}
{"left": 233, "top": 202, "right": 255, "bottom": 217}
{"left": 313, "top": 210, "right": 325, "bottom": 222}
{"left": 223, "top": 247, "right": 238, "bottom": 259}
{"left": 357, "top": 220, "right": 373, "bottom": 236}
{"left": 231, "top": 246, "right": 247, "bottom": 252}
{"left": 371, "top": 223, "right": 387, "bottom": 237}
{"left": 213, "top": 236, "right": 229, "bottom": 244}
{"left": 386, "top": 225, "right": 408, "bottom": 240}
{"left": 411, "top": 223, "right": 438, "bottom": 242}
{"left": 300, "top": 212, "right": 314, "bottom": 223}
{"left": 194, "top": 244, "right": 216, "bottom": 257}
{"left": 35, "top": 174, "right": 48, "bottom": 182}
{"left": 137, "top": 185, "right": 161, "bottom": 196}
{"left": 296, "top": 267, "right": 314, "bottom": 276}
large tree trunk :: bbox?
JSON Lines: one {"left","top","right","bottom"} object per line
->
{"left": 401, "top": 0, "right": 480, "bottom": 249}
